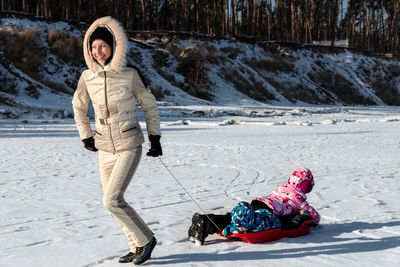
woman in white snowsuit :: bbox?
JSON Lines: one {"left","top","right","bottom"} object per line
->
{"left": 72, "top": 16, "right": 161, "bottom": 265}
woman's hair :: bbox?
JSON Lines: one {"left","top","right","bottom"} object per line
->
{"left": 89, "top": 26, "right": 114, "bottom": 51}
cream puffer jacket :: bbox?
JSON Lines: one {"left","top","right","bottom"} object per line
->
{"left": 72, "top": 16, "right": 160, "bottom": 153}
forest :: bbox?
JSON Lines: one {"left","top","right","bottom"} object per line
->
{"left": 1, "top": 1, "right": 399, "bottom": 54}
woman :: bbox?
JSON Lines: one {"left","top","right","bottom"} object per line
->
{"left": 72, "top": 16, "right": 162, "bottom": 265}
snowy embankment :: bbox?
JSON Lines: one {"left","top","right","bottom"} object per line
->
{"left": 2, "top": 16, "right": 400, "bottom": 120}
{"left": 1, "top": 106, "right": 400, "bottom": 266}
{"left": 0, "top": 17, "right": 84, "bottom": 118}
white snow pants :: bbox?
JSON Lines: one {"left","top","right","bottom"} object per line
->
{"left": 98, "top": 146, "right": 153, "bottom": 251}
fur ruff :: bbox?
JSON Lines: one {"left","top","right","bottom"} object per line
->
{"left": 83, "top": 16, "right": 128, "bottom": 72}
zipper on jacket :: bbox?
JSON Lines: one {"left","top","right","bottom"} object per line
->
{"left": 104, "top": 71, "right": 109, "bottom": 118}
{"left": 104, "top": 71, "right": 116, "bottom": 153}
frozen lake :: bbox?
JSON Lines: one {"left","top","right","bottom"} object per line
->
{"left": 1, "top": 106, "right": 400, "bottom": 266}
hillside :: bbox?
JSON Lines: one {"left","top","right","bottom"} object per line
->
{"left": 1, "top": 16, "right": 400, "bottom": 119}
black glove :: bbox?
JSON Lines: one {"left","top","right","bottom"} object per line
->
{"left": 147, "top": 135, "right": 162, "bottom": 157}
{"left": 299, "top": 209, "right": 312, "bottom": 220}
{"left": 82, "top": 137, "right": 98, "bottom": 152}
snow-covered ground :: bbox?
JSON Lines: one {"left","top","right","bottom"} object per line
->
{"left": 1, "top": 105, "right": 400, "bottom": 266}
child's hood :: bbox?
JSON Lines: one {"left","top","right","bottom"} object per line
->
{"left": 287, "top": 167, "right": 314, "bottom": 194}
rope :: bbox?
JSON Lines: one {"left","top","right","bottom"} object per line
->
{"left": 158, "top": 157, "right": 223, "bottom": 233}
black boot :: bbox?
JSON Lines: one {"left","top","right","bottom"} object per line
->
{"left": 119, "top": 252, "right": 137, "bottom": 263}
{"left": 188, "top": 218, "right": 197, "bottom": 243}
{"left": 133, "top": 236, "right": 157, "bottom": 265}
{"left": 189, "top": 213, "right": 231, "bottom": 245}
{"left": 192, "top": 213, "right": 210, "bottom": 245}
{"left": 188, "top": 213, "right": 210, "bottom": 243}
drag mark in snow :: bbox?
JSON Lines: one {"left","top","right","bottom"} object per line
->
{"left": 2, "top": 239, "right": 52, "bottom": 251}
{"left": 25, "top": 240, "right": 51, "bottom": 247}
{"left": 223, "top": 168, "right": 242, "bottom": 201}
{"left": 141, "top": 199, "right": 192, "bottom": 210}
{"left": 217, "top": 244, "right": 242, "bottom": 253}
{"left": 80, "top": 254, "right": 121, "bottom": 267}
{"left": 63, "top": 215, "right": 110, "bottom": 224}
{"left": 220, "top": 166, "right": 267, "bottom": 202}
{"left": 246, "top": 168, "right": 265, "bottom": 198}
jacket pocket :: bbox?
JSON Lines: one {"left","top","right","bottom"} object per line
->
{"left": 120, "top": 123, "right": 141, "bottom": 139}
{"left": 94, "top": 127, "right": 112, "bottom": 152}
{"left": 121, "top": 126, "right": 137, "bottom": 133}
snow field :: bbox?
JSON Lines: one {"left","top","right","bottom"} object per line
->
{"left": 1, "top": 106, "right": 400, "bottom": 266}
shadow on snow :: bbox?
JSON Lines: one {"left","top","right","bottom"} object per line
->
{"left": 0, "top": 129, "right": 79, "bottom": 138}
{"left": 151, "top": 220, "right": 400, "bottom": 264}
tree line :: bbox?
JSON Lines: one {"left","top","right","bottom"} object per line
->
{"left": 1, "top": 0, "right": 399, "bottom": 53}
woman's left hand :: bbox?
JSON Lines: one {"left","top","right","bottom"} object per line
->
{"left": 147, "top": 135, "right": 162, "bottom": 157}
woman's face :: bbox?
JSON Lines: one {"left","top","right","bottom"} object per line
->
{"left": 91, "top": 39, "right": 112, "bottom": 65}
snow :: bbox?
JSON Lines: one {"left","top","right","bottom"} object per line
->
{"left": 1, "top": 105, "right": 400, "bottom": 266}
{"left": 312, "top": 40, "right": 349, "bottom": 47}
{"left": 2, "top": 17, "right": 400, "bottom": 120}
{"left": 1, "top": 15, "right": 400, "bottom": 267}
{"left": 0, "top": 17, "right": 83, "bottom": 37}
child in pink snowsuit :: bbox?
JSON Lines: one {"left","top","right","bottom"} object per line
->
{"left": 188, "top": 167, "right": 320, "bottom": 245}
{"left": 254, "top": 167, "right": 320, "bottom": 225}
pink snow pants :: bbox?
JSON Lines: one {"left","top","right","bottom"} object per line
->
{"left": 98, "top": 146, "right": 153, "bottom": 251}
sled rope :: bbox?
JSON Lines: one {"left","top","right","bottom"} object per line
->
{"left": 158, "top": 157, "right": 223, "bottom": 233}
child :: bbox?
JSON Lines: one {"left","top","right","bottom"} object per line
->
{"left": 221, "top": 201, "right": 282, "bottom": 236}
{"left": 188, "top": 167, "right": 320, "bottom": 245}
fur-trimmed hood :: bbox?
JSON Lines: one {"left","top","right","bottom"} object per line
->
{"left": 83, "top": 16, "right": 128, "bottom": 73}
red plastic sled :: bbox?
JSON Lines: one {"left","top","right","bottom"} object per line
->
{"left": 219, "top": 220, "right": 313, "bottom": 244}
